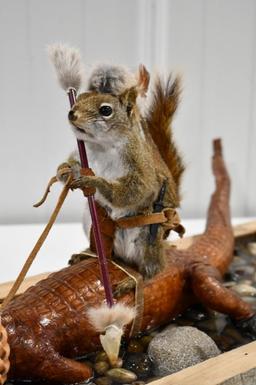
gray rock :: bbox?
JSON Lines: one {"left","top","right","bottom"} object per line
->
{"left": 148, "top": 325, "right": 220, "bottom": 376}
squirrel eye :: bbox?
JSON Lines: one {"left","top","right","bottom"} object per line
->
{"left": 99, "top": 104, "right": 113, "bottom": 117}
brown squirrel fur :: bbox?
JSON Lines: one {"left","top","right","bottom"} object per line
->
{"left": 145, "top": 75, "right": 184, "bottom": 196}
{"left": 57, "top": 66, "right": 184, "bottom": 279}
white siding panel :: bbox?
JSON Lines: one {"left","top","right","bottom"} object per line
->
{"left": 0, "top": 0, "right": 255, "bottom": 224}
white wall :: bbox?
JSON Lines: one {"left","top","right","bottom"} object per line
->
{"left": 0, "top": 0, "right": 255, "bottom": 225}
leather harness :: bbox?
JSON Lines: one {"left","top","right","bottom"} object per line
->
{"left": 82, "top": 168, "right": 185, "bottom": 258}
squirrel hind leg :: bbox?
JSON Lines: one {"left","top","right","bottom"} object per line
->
{"left": 140, "top": 240, "right": 166, "bottom": 279}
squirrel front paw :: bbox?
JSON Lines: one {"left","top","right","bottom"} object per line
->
{"left": 57, "top": 159, "right": 81, "bottom": 184}
{"left": 70, "top": 175, "right": 97, "bottom": 190}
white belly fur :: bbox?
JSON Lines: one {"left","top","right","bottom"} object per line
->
{"left": 80, "top": 142, "right": 145, "bottom": 262}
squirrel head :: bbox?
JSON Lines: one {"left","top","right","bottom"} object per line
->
{"left": 68, "top": 87, "right": 139, "bottom": 145}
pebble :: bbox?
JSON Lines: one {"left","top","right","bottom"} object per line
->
{"left": 139, "top": 335, "right": 153, "bottom": 350}
{"left": 238, "top": 279, "right": 253, "bottom": 286}
{"left": 95, "top": 351, "right": 109, "bottom": 363}
{"left": 231, "top": 283, "right": 256, "bottom": 297}
{"left": 223, "top": 281, "right": 236, "bottom": 288}
{"left": 94, "top": 361, "right": 110, "bottom": 375}
{"left": 127, "top": 339, "right": 144, "bottom": 353}
{"left": 248, "top": 242, "right": 256, "bottom": 256}
{"left": 211, "top": 334, "right": 236, "bottom": 352}
{"left": 232, "top": 256, "right": 247, "bottom": 266}
{"left": 197, "top": 316, "right": 227, "bottom": 334}
{"left": 95, "top": 376, "right": 112, "bottom": 385}
{"left": 123, "top": 353, "right": 153, "bottom": 380}
{"left": 222, "top": 325, "right": 247, "bottom": 345}
{"left": 234, "top": 266, "right": 255, "bottom": 276}
{"left": 148, "top": 326, "right": 220, "bottom": 376}
{"left": 224, "top": 271, "right": 240, "bottom": 282}
{"left": 106, "top": 368, "right": 137, "bottom": 383}
{"left": 111, "top": 357, "right": 123, "bottom": 368}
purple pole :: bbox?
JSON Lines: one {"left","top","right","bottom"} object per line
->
{"left": 68, "top": 88, "right": 114, "bottom": 307}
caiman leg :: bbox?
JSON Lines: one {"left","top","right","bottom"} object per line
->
{"left": 191, "top": 261, "right": 254, "bottom": 320}
{"left": 36, "top": 352, "right": 92, "bottom": 384}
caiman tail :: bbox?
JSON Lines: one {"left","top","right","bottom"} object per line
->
{"left": 184, "top": 139, "right": 253, "bottom": 321}
{"left": 206, "top": 138, "right": 232, "bottom": 231}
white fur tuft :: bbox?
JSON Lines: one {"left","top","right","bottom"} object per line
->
{"left": 87, "top": 303, "right": 136, "bottom": 332}
{"left": 47, "top": 43, "right": 85, "bottom": 91}
{"left": 88, "top": 64, "right": 136, "bottom": 95}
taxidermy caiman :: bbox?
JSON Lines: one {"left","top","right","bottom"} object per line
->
{"left": 1, "top": 139, "right": 256, "bottom": 384}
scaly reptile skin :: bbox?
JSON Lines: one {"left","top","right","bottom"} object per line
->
{"left": 2, "top": 140, "right": 254, "bottom": 383}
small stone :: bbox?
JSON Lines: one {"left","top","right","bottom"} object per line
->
{"left": 239, "top": 279, "right": 253, "bottom": 286}
{"left": 106, "top": 368, "right": 137, "bottom": 383}
{"left": 231, "top": 283, "right": 256, "bottom": 297}
{"left": 234, "top": 266, "right": 255, "bottom": 276}
{"left": 95, "top": 351, "right": 109, "bottom": 363}
{"left": 248, "top": 242, "right": 256, "bottom": 256}
{"left": 224, "top": 271, "right": 240, "bottom": 282}
{"left": 111, "top": 357, "right": 123, "bottom": 368}
{"left": 242, "top": 296, "right": 256, "bottom": 305}
{"left": 139, "top": 335, "right": 153, "bottom": 350}
{"left": 85, "top": 383, "right": 97, "bottom": 385}
{"left": 211, "top": 334, "right": 236, "bottom": 352}
{"left": 223, "top": 325, "right": 247, "bottom": 345}
{"left": 223, "top": 281, "right": 236, "bottom": 288}
{"left": 94, "top": 361, "right": 110, "bottom": 375}
{"left": 123, "top": 353, "right": 153, "bottom": 380}
{"left": 197, "top": 316, "right": 227, "bottom": 334}
{"left": 148, "top": 326, "right": 220, "bottom": 376}
{"left": 128, "top": 339, "right": 144, "bottom": 353}
{"left": 95, "top": 376, "right": 112, "bottom": 385}
{"left": 232, "top": 256, "right": 246, "bottom": 266}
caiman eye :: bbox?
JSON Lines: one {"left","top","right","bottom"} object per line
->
{"left": 99, "top": 104, "right": 113, "bottom": 118}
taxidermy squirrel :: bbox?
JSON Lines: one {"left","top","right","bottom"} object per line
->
{"left": 57, "top": 64, "right": 184, "bottom": 279}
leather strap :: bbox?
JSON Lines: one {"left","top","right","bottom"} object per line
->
{"left": 1, "top": 175, "right": 73, "bottom": 310}
{"left": 111, "top": 261, "right": 144, "bottom": 337}
{"left": 116, "top": 207, "right": 185, "bottom": 237}
{"left": 90, "top": 202, "right": 116, "bottom": 259}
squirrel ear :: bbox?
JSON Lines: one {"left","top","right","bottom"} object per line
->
{"left": 137, "top": 64, "right": 150, "bottom": 97}
{"left": 119, "top": 87, "right": 138, "bottom": 115}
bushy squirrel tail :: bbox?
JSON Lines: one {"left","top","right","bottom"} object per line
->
{"left": 146, "top": 75, "right": 185, "bottom": 190}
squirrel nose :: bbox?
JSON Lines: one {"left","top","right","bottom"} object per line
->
{"left": 68, "top": 110, "right": 77, "bottom": 121}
